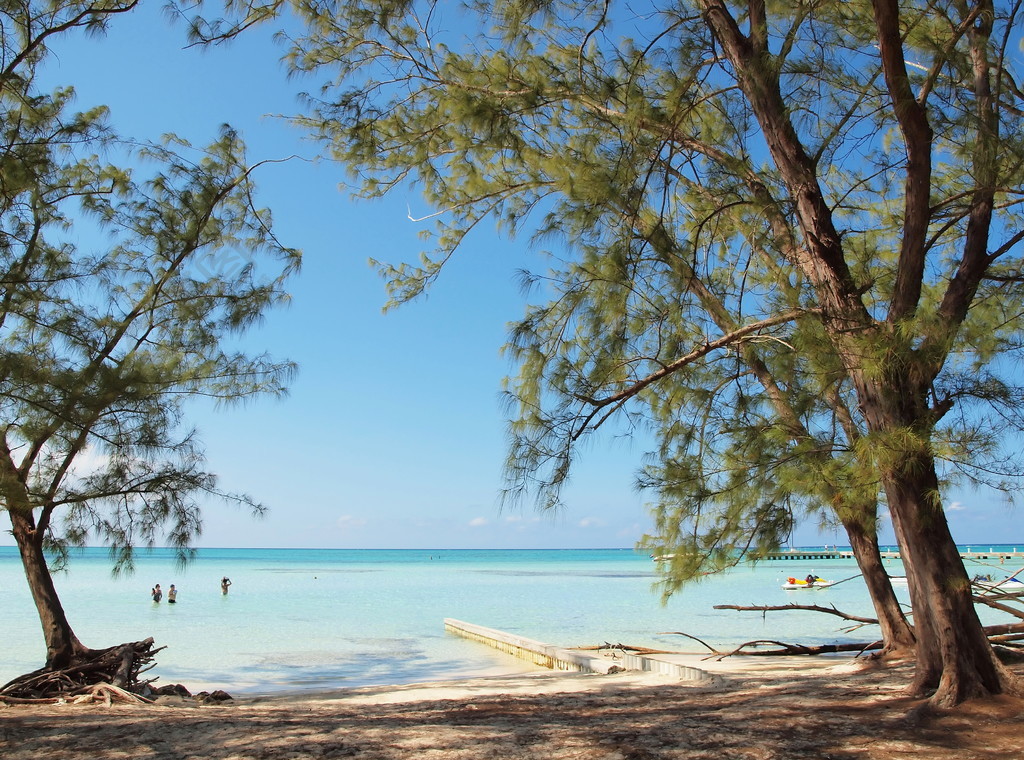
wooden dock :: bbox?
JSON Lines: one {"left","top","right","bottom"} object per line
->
{"left": 443, "top": 618, "right": 711, "bottom": 682}
{"left": 763, "top": 548, "right": 1024, "bottom": 561}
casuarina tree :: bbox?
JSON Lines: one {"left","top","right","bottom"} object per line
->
{"left": 0, "top": 0, "right": 299, "bottom": 672}
{"left": 266, "top": 0, "right": 1024, "bottom": 706}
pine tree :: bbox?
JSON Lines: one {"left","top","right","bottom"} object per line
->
{"left": 280, "top": 0, "right": 1024, "bottom": 705}
{"left": 0, "top": 1, "right": 299, "bottom": 669}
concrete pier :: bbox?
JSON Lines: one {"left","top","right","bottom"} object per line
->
{"left": 443, "top": 618, "right": 711, "bottom": 682}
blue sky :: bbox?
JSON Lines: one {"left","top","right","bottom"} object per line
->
{"left": 8, "top": 4, "right": 1019, "bottom": 550}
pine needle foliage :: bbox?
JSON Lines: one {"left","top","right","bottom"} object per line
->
{"left": 278, "top": 0, "right": 1024, "bottom": 601}
{"left": 0, "top": 0, "right": 301, "bottom": 573}
{"left": 273, "top": 1, "right": 1024, "bottom": 591}
{"left": 170, "top": 0, "right": 1024, "bottom": 705}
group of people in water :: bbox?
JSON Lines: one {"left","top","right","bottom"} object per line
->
{"left": 150, "top": 577, "right": 232, "bottom": 603}
{"left": 150, "top": 583, "right": 177, "bottom": 603}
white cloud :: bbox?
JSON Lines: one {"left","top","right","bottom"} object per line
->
{"left": 336, "top": 515, "right": 368, "bottom": 530}
{"left": 469, "top": 517, "right": 489, "bottom": 527}
{"left": 504, "top": 515, "right": 541, "bottom": 525}
{"left": 946, "top": 501, "right": 966, "bottom": 512}
{"left": 578, "top": 517, "right": 606, "bottom": 529}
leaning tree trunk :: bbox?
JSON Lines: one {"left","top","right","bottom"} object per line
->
{"left": 842, "top": 515, "right": 916, "bottom": 653}
{"left": 8, "top": 509, "right": 88, "bottom": 669}
{"left": 881, "top": 448, "right": 1017, "bottom": 706}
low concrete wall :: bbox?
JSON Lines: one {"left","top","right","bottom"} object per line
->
{"left": 444, "top": 618, "right": 710, "bottom": 682}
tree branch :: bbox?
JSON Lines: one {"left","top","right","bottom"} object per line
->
{"left": 713, "top": 602, "right": 879, "bottom": 625}
{"left": 573, "top": 308, "right": 816, "bottom": 411}
{"left": 871, "top": 0, "right": 933, "bottom": 323}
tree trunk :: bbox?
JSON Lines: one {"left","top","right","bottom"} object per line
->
{"left": 881, "top": 450, "right": 1017, "bottom": 706}
{"left": 8, "top": 509, "right": 87, "bottom": 669}
{"left": 843, "top": 516, "right": 916, "bottom": 653}
{"left": 701, "top": 0, "right": 1015, "bottom": 706}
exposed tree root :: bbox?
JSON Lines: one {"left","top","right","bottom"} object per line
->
{"left": 0, "top": 638, "right": 163, "bottom": 703}
{"left": 70, "top": 684, "right": 155, "bottom": 706}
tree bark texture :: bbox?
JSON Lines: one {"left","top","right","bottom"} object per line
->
{"left": 697, "top": 0, "right": 1018, "bottom": 704}
{"left": 879, "top": 451, "right": 1014, "bottom": 705}
{"left": 844, "top": 517, "right": 916, "bottom": 653}
{"left": 8, "top": 509, "right": 87, "bottom": 669}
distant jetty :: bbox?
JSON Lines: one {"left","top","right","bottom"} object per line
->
{"left": 761, "top": 547, "right": 1024, "bottom": 561}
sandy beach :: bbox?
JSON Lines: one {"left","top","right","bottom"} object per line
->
{"left": 2, "top": 655, "right": 1022, "bottom": 759}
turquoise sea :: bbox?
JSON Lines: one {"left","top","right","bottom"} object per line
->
{"left": 2, "top": 545, "right": 1021, "bottom": 696}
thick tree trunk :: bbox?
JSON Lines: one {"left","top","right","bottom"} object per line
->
{"left": 881, "top": 451, "right": 1017, "bottom": 706}
{"left": 843, "top": 352, "right": 1018, "bottom": 704}
{"left": 701, "top": 0, "right": 1014, "bottom": 707}
{"left": 843, "top": 516, "right": 916, "bottom": 653}
{"left": 8, "top": 509, "right": 87, "bottom": 669}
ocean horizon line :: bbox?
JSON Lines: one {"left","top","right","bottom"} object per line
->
{"left": 4, "top": 541, "right": 1024, "bottom": 553}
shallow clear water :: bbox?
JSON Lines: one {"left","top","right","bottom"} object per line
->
{"left": 2, "top": 546, "right": 1019, "bottom": 695}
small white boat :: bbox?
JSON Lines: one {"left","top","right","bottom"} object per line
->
{"left": 973, "top": 574, "right": 1024, "bottom": 589}
{"left": 781, "top": 576, "right": 835, "bottom": 589}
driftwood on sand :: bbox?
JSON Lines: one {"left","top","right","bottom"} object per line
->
{"left": 575, "top": 643, "right": 678, "bottom": 656}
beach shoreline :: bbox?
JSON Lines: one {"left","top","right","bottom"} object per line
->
{"left": 3, "top": 655, "right": 1022, "bottom": 759}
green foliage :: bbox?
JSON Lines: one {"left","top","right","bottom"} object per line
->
{"left": 0, "top": 0, "right": 300, "bottom": 571}
{"left": 283, "top": 0, "right": 1024, "bottom": 590}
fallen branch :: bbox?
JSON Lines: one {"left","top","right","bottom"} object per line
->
{"left": 656, "top": 630, "right": 721, "bottom": 654}
{"left": 989, "top": 633, "right": 1024, "bottom": 644}
{"left": 711, "top": 639, "right": 884, "bottom": 659}
{"left": 983, "top": 621, "right": 1024, "bottom": 634}
{"left": 664, "top": 570, "right": 1024, "bottom": 665}
{"left": 699, "top": 594, "right": 1024, "bottom": 662}
{"left": 820, "top": 573, "right": 864, "bottom": 587}
{"left": 972, "top": 592, "right": 1024, "bottom": 619}
{"left": 575, "top": 643, "right": 678, "bottom": 655}
{"left": 712, "top": 603, "right": 878, "bottom": 625}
